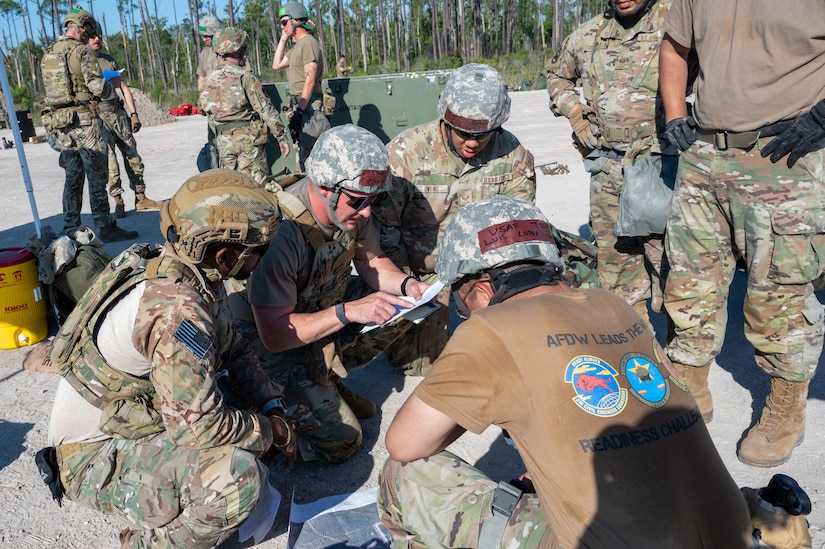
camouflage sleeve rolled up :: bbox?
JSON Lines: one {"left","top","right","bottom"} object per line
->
{"left": 244, "top": 73, "right": 287, "bottom": 145}
{"left": 76, "top": 43, "right": 112, "bottom": 100}
{"left": 133, "top": 278, "right": 274, "bottom": 454}
{"left": 545, "top": 15, "right": 604, "bottom": 118}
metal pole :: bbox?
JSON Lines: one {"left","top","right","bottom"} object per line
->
{"left": 0, "top": 46, "right": 42, "bottom": 239}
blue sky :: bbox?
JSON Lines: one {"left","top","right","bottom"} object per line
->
{"left": 0, "top": 1, "right": 234, "bottom": 48}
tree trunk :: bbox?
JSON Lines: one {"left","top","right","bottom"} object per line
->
{"left": 336, "top": 0, "right": 345, "bottom": 56}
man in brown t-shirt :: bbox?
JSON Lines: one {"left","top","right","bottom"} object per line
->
{"left": 271, "top": 2, "right": 330, "bottom": 169}
{"left": 377, "top": 196, "right": 811, "bottom": 548}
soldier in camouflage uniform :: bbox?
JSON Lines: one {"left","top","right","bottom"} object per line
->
{"left": 44, "top": 170, "right": 295, "bottom": 548}
{"left": 41, "top": 9, "right": 138, "bottom": 242}
{"left": 370, "top": 63, "right": 536, "bottom": 376}
{"left": 546, "top": 0, "right": 675, "bottom": 327}
{"left": 377, "top": 196, "right": 758, "bottom": 548}
{"left": 199, "top": 28, "right": 290, "bottom": 184}
{"left": 245, "top": 125, "right": 430, "bottom": 463}
{"left": 88, "top": 32, "right": 162, "bottom": 218}
{"left": 660, "top": 1, "right": 825, "bottom": 466}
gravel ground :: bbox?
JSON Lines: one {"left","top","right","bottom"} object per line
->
{"left": 0, "top": 91, "right": 823, "bottom": 548}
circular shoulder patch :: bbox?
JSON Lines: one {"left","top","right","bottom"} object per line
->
{"left": 621, "top": 353, "right": 670, "bottom": 408}
{"left": 564, "top": 355, "right": 627, "bottom": 417}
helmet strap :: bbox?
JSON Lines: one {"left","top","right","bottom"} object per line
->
{"left": 442, "top": 121, "right": 461, "bottom": 158}
{"left": 486, "top": 264, "right": 562, "bottom": 306}
{"left": 226, "top": 246, "right": 253, "bottom": 279}
{"left": 321, "top": 186, "right": 350, "bottom": 232}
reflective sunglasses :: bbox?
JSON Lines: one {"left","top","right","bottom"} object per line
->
{"left": 340, "top": 188, "right": 378, "bottom": 211}
{"left": 449, "top": 124, "right": 495, "bottom": 142}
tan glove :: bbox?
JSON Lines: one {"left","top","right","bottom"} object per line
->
{"left": 130, "top": 112, "right": 141, "bottom": 133}
{"left": 569, "top": 107, "right": 598, "bottom": 149}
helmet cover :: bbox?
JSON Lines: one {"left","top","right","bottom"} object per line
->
{"left": 160, "top": 169, "right": 281, "bottom": 264}
{"left": 437, "top": 63, "right": 511, "bottom": 132}
{"left": 435, "top": 195, "right": 564, "bottom": 286}
{"left": 306, "top": 124, "right": 392, "bottom": 194}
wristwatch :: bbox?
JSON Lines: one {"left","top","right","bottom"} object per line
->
{"left": 262, "top": 397, "right": 287, "bottom": 416}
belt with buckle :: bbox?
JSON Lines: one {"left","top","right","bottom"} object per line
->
{"left": 694, "top": 120, "right": 794, "bottom": 151}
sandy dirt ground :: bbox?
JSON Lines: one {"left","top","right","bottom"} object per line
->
{"left": 0, "top": 90, "right": 822, "bottom": 548}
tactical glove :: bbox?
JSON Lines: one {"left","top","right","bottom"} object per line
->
{"left": 130, "top": 112, "right": 141, "bottom": 133}
{"left": 288, "top": 107, "right": 303, "bottom": 142}
{"left": 662, "top": 116, "right": 696, "bottom": 152}
{"left": 569, "top": 107, "right": 598, "bottom": 149}
{"left": 761, "top": 99, "right": 825, "bottom": 168}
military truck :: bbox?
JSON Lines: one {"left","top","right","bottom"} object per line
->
{"left": 261, "top": 69, "right": 453, "bottom": 174}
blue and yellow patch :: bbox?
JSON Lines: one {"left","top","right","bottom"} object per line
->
{"left": 565, "top": 355, "right": 627, "bottom": 417}
{"left": 621, "top": 352, "right": 670, "bottom": 408}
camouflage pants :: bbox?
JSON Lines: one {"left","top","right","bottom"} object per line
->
{"left": 57, "top": 434, "right": 267, "bottom": 548}
{"left": 55, "top": 117, "right": 114, "bottom": 230}
{"left": 383, "top": 270, "right": 450, "bottom": 377}
{"left": 245, "top": 279, "right": 414, "bottom": 463}
{"left": 377, "top": 452, "right": 550, "bottom": 549}
{"left": 665, "top": 139, "right": 825, "bottom": 380}
{"left": 590, "top": 156, "right": 665, "bottom": 308}
{"left": 215, "top": 128, "right": 269, "bottom": 183}
{"left": 99, "top": 108, "right": 146, "bottom": 196}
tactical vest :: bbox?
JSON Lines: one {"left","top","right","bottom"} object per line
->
{"left": 202, "top": 64, "right": 252, "bottom": 124}
{"left": 275, "top": 188, "right": 356, "bottom": 313}
{"left": 41, "top": 38, "right": 91, "bottom": 108}
{"left": 49, "top": 244, "right": 219, "bottom": 440}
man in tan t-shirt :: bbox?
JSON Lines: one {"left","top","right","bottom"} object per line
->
{"left": 271, "top": 2, "right": 330, "bottom": 169}
{"left": 377, "top": 196, "right": 812, "bottom": 548}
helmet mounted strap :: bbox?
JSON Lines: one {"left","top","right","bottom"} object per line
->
{"left": 486, "top": 263, "right": 562, "bottom": 306}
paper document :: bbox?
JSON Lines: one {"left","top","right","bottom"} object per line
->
{"left": 360, "top": 281, "right": 444, "bottom": 333}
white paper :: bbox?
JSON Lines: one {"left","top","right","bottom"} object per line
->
{"left": 360, "top": 281, "right": 444, "bottom": 333}
{"left": 238, "top": 479, "right": 282, "bottom": 545}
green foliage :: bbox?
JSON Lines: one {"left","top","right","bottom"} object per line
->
{"left": 11, "top": 85, "right": 34, "bottom": 112}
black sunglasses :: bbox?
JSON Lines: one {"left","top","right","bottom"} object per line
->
{"left": 339, "top": 188, "right": 378, "bottom": 211}
{"left": 280, "top": 18, "right": 291, "bottom": 26}
{"left": 448, "top": 124, "right": 495, "bottom": 142}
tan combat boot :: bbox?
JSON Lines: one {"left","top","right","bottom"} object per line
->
{"left": 737, "top": 378, "right": 809, "bottom": 467}
{"left": 135, "top": 192, "right": 162, "bottom": 210}
{"left": 113, "top": 195, "right": 126, "bottom": 218}
{"left": 677, "top": 362, "right": 714, "bottom": 423}
{"left": 333, "top": 375, "right": 377, "bottom": 419}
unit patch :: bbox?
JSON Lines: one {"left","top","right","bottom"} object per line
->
{"left": 174, "top": 319, "right": 213, "bottom": 359}
{"left": 621, "top": 353, "right": 670, "bottom": 408}
{"left": 565, "top": 355, "right": 627, "bottom": 417}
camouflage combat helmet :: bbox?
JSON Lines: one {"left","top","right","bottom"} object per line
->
{"left": 213, "top": 28, "right": 248, "bottom": 56}
{"left": 435, "top": 195, "right": 564, "bottom": 286}
{"left": 64, "top": 8, "right": 99, "bottom": 39}
{"left": 437, "top": 63, "right": 511, "bottom": 133}
{"left": 306, "top": 124, "right": 391, "bottom": 230}
{"left": 160, "top": 169, "right": 281, "bottom": 272}
{"left": 307, "top": 124, "right": 391, "bottom": 194}
{"left": 198, "top": 15, "right": 222, "bottom": 36}
{"left": 278, "top": 2, "right": 309, "bottom": 21}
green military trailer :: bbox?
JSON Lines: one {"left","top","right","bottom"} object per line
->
{"left": 261, "top": 69, "right": 453, "bottom": 174}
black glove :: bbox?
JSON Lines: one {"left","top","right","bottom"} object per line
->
{"left": 662, "top": 116, "right": 696, "bottom": 152}
{"left": 761, "top": 99, "right": 825, "bottom": 168}
{"left": 288, "top": 108, "right": 303, "bottom": 142}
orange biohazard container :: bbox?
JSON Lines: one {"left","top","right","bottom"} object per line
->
{"left": 0, "top": 248, "right": 48, "bottom": 349}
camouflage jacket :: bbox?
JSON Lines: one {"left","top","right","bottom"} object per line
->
{"left": 50, "top": 243, "right": 279, "bottom": 452}
{"left": 372, "top": 120, "right": 536, "bottom": 274}
{"left": 546, "top": 1, "right": 670, "bottom": 155}
{"left": 199, "top": 61, "right": 287, "bottom": 144}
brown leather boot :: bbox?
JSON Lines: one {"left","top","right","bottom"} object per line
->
{"left": 676, "top": 362, "right": 713, "bottom": 423}
{"left": 333, "top": 375, "right": 377, "bottom": 419}
{"left": 113, "top": 195, "right": 126, "bottom": 218}
{"left": 135, "top": 192, "right": 162, "bottom": 210}
{"left": 738, "top": 378, "right": 809, "bottom": 467}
